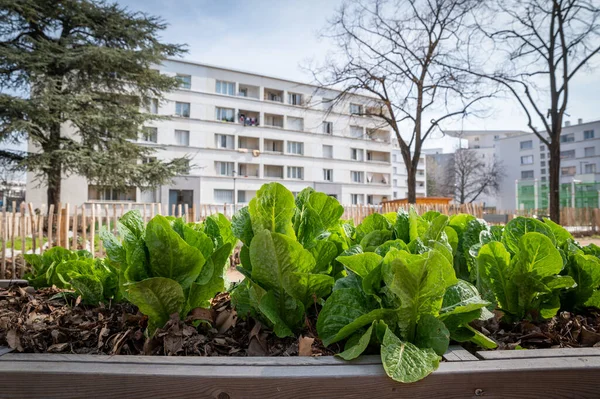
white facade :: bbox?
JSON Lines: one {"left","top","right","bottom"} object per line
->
{"left": 391, "top": 150, "right": 427, "bottom": 199}
{"left": 495, "top": 119, "right": 600, "bottom": 211}
{"left": 26, "top": 60, "right": 398, "bottom": 209}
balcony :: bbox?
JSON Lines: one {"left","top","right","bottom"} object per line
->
{"left": 238, "top": 136, "right": 259, "bottom": 151}
{"left": 264, "top": 113, "right": 284, "bottom": 128}
{"left": 238, "top": 163, "right": 260, "bottom": 178}
{"left": 238, "top": 110, "right": 260, "bottom": 126}
{"left": 366, "top": 150, "right": 391, "bottom": 163}
{"left": 264, "top": 88, "right": 283, "bottom": 103}
{"left": 367, "top": 128, "right": 391, "bottom": 143}
{"left": 238, "top": 83, "right": 260, "bottom": 99}
{"left": 366, "top": 172, "right": 390, "bottom": 185}
{"left": 264, "top": 139, "right": 284, "bottom": 153}
{"left": 264, "top": 165, "right": 284, "bottom": 179}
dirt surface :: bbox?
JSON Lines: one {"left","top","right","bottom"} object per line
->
{"left": 0, "top": 285, "right": 334, "bottom": 357}
{"left": 576, "top": 237, "right": 600, "bottom": 247}
{"left": 473, "top": 310, "right": 600, "bottom": 350}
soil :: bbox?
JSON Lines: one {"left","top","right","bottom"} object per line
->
{"left": 0, "top": 285, "right": 336, "bottom": 357}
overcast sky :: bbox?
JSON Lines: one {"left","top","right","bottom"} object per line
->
{"left": 116, "top": 0, "right": 600, "bottom": 151}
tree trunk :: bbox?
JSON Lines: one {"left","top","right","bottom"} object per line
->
{"left": 548, "top": 140, "right": 561, "bottom": 223}
{"left": 45, "top": 123, "right": 62, "bottom": 211}
{"left": 406, "top": 165, "right": 417, "bottom": 204}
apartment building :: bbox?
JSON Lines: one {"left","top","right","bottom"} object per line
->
{"left": 391, "top": 149, "right": 427, "bottom": 199}
{"left": 495, "top": 119, "right": 600, "bottom": 211}
{"left": 442, "top": 130, "right": 527, "bottom": 207}
{"left": 26, "top": 59, "right": 396, "bottom": 209}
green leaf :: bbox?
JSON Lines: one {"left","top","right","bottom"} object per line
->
{"left": 337, "top": 322, "right": 375, "bottom": 361}
{"left": 383, "top": 249, "right": 457, "bottom": 341}
{"left": 565, "top": 253, "right": 600, "bottom": 310}
{"left": 309, "top": 240, "right": 338, "bottom": 274}
{"left": 232, "top": 206, "right": 254, "bottom": 245}
{"left": 381, "top": 328, "right": 440, "bottom": 383}
{"left": 543, "top": 218, "right": 573, "bottom": 248}
{"left": 440, "top": 280, "right": 490, "bottom": 318}
{"left": 409, "top": 207, "right": 428, "bottom": 242}
{"left": 257, "top": 290, "right": 301, "bottom": 338}
{"left": 127, "top": 277, "right": 185, "bottom": 331}
{"left": 69, "top": 274, "right": 104, "bottom": 305}
{"left": 119, "top": 210, "right": 145, "bottom": 239}
{"left": 374, "top": 239, "right": 409, "bottom": 257}
{"left": 394, "top": 209, "right": 410, "bottom": 243}
{"left": 514, "top": 232, "right": 563, "bottom": 278}
{"left": 294, "top": 188, "right": 344, "bottom": 247}
{"left": 502, "top": 217, "right": 556, "bottom": 254}
{"left": 145, "top": 215, "right": 205, "bottom": 288}
{"left": 356, "top": 213, "right": 392, "bottom": 242}
{"left": 423, "top": 214, "right": 449, "bottom": 243}
{"left": 183, "top": 225, "right": 214, "bottom": 261}
{"left": 414, "top": 314, "right": 450, "bottom": 356}
{"left": 337, "top": 252, "right": 383, "bottom": 278}
{"left": 444, "top": 226, "right": 458, "bottom": 254}
{"left": 477, "top": 241, "right": 517, "bottom": 315}
{"left": 248, "top": 182, "right": 296, "bottom": 237}
{"left": 360, "top": 230, "right": 393, "bottom": 251}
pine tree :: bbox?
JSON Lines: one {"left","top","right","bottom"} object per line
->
{"left": 0, "top": 0, "right": 189, "bottom": 207}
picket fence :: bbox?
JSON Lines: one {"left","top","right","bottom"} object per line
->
{"left": 2, "top": 200, "right": 597, "bottom": 279}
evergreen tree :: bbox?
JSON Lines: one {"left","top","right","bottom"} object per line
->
{"left": 0, "top": 0, "right": 189, "bottom": 207}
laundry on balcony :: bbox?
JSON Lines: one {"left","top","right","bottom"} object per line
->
{"left": 238, "top": 113, "right": 260, "bottom": 126}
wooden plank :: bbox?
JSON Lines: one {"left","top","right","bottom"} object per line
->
{"left": 477, "top": 347, "right": 600, "bottom": 360}
{"left": 28, "top": 203, "right": 36, "bottom": 254}
{"left": 442, "top": 345, "right": 478, "bottom": 362}
{"left": 0, "top": 347, "right": 12, "bottom": 356}
{"left": 81, "top": 206, "right": 87, "bottom": 252}
{"left": 10, "top": 202, "right": 16, "bottom": 271}
{"left": 1, "top": 355, "right": 599, "bottom": 399}
{"left": 19, "top": 203, "right": 25, "bottom": 277}
{"left": 64, "top": 204, "right": 70, "bottom": 250}
{"left": 37, "top": 212, "right": 44, "bottom": 254}
{"left": 113, "top": 204, "right": 118, "bottom": 235}
{"left": 71, "top": 206, "right": 78, "bottom": 250}
{"left": 55, "top": 203, "right": 62, "bottom": 247}
{"left": 47, "top": 204, "right": 54, "bottom": 248}
{"left": 90, "top": 205, "right": 96, "bottom": 257}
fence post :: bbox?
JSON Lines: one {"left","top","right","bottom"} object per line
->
{"left": 72, "top": 206, "right": 78, "bottom": 250}
{"left": 90, "top": 205, "right": 96, "bottom": 258}
{"left": 47, "top": 204, "right": 55, "bottom": 248}
{"left": 19, "top": 202, "right": 26, "bottom": 278}
{"left": 1, "top": 206, "right": 5, "bottom": 279}
{"left": 63, "top": 204, "right": 70, "bottom": 250}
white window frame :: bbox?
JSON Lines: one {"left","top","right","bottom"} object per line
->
{"left": 175, "top": 102, "right": 190, "bottom": 117}
{"left": 141, "top": 127, "right": 157, "bottom": 143}
{"left": 585, "top": 146, "right": 596, "bottom": 157}
{"left": 216, "top": 107, "right": 235, "bottom": 122}
{"left": 323, "top": 121, "right": 333, "bottom": 134}
{"left": 521, "top": 155, "right": 534, "bottom": 165}
{"left": 520, "top": 140, "right": 533, "bottom": 150}
{"left": 287, "top": 141, "right": 304, "bottom": 155}
{"left": 351, "top": 148, "right": 364, "bottom": 161}
{"left": 216, "top": 161, "right": 234, "bottom": 176}
{"left": 323, "top": 169, "right": 333, "bottom": 182}
{"left": 350, "top": 103, "right": 363, "bottom": 115}
{"left": 176, "top": 74, "right": 191, "bottom": 89}
{"left": 351, "top": 171, "right": 364, "bottom": 183}
{"left": 288, "top": 92, "right": 303, "bottom": 105}
{"left": 287, "top": 166, "right": 304, "bottom": 180}
{"left": 214, "top": 189, "right": 234, "bottom": 204}
{"left": 323, "top": 145, "right": 333, "bottom": 159}
{"left": 215, "top": 134, "right": 234, "bottom": 149}
{"left": 216, "top": 80, "right": 235, "bottom": 96}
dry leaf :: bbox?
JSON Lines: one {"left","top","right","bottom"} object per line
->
{"left": 6, "top": 329, "right": 23, "bottom": 352}
{"left": 188, "top": 307, "right": 213, "bottom": 323}
{"left": 47, "top": 343, "right": 69, "bottom": 353}
{"left": 298, "top": 335, "right": 314, "bottom": 357}
{"left": 215, "top": 309, "right": 237, "bottom": 333}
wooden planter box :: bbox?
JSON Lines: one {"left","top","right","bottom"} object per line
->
{"left": 1, "top": 346, "right": 600, "bottom": 398}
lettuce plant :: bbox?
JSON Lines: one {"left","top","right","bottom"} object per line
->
{"left": 230, "top": 183, "right": 344, "bottom": 337}
{"left": 317, "top": 209, "right": 494, "bottom": 383}
{"left": 101, "top": 211, "right": 234, "bottom": 332}
{"left": 24, "top": 247, "right": 117, "bottom": 305}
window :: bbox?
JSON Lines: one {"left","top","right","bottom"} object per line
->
{"left": 216, "top": 107, "right": 234, "bottom": 122}
{"left": 216, "top": 80, "right": 235, "bottom": 96}
{"left": 393, "top": 179, "right": 398, "bottom": 187}
{"left": 585, "top": 163, "right": 597, "bottom": 174}
{"left": 541, "top": 161, "right": 546, "bottom": 167}
{"left": 141, "top": 127, "right": 157, "bottom": 143}
{"left": 561, "top": 166, "right": 576, "bottom": 176}
{"left": 541, "top": 176, "right": 547, "bottom": 182}
{"left": 176, "top": 74, "right": 191, "bottom": 89}
{"left": 561, "top": 150, "right": 575, "bottom": 159}
{"left": 142, "top": 157, "right": 157, "bottom": 164}
{"left": 351, "top": 171, "right": 364, "bottom": 183}
{"left": 287, "top": 141, "right": 304, "bottom": 155}
{"left": 474, "top": 137, "right": 480, "bottom": 142}
{"left": 350, "top": 125, "right": 363, "bottom": 138}
{"left": 351, "top": 148, "right": 364, "bottom": 161}
{"left": 584, "top": 130, "right": 595, "bottom": 140}
{"left": 350, "top": 103, "right": 363, "bottom": 115}
{"left": 393, "top": 191, "right": 398, "bottom": 199}
{"left": 180, "top": 159, "right": 191, "bottom": 175}
{"left": 323, "top": 145, "right": 333, "bottom": 158}
{"left": 288, "top": 92, "right": 303, "bottom": 105}
{"left": 174, "top": 130, "right": 189, "bottom": 146}
{"left": 541, "top": 168, "right": 546, "bottom": 174}
{"left": 561, "top": 133, "right": 575, "bottom": 143}
{"left": 521, "top": 155, "right": 534, "bottom": 165}
{"left": 175, "top": 102, "right": 190, "bottom": 117}
{"left": 287, "top": 116, "right": 304, "bottom": 131}
{"left": 323, "top": 121, "right": 333, "bottom": 134}
{"left": 88, "top": 185, "right": 136, "bottom": 201}
{"left": 322, "top": 98, "right": 333, "bottom": 111}
{"left": 351, "top": 194, "right": 363, "bottom": 205}
{"left": 540, "top": 153, "right": 545, "bottom": 159}
{"left": 323, "top": 169, "right": 333, "bottom": 181}
{"left": 540, "top": 145, "right": 546, "bottom": 151}
{"left": 146, "top": 98, "right": 158, "bottom": 114}
{"left": 393, "top": 154, "right": 397, "bottom": 162}
{"left": 287, "top": 166, "right": 304, "bottom": 180}
{"left": 216, "top": 161, "right": 234, "bottom": 176}
{"left": 393, "top": 166, "right": 398, "bottom": 174}
{"left": 521, "top": 170, "right": 534, "bottom": 179}
{"left": 215, "top": 134, "right": 234, "bottom": 149}
{"left": 494, "top": 135, "right": 500, "bottom": 140}
{"left": 214, "top": 189, "right": 234, "bottom": 204}
{"left": 585, "top": 146, "right": 596, "bottom": 157}
{"left": 520, "top": 140, "right": 533, "bottom": 150}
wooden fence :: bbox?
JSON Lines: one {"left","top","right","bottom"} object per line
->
{"left": 1, "top": 200, "right": 597, "bottom": 279}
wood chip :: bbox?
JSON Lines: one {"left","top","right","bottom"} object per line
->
{"left": 298, "top": 335, "right": 315, "bottom": 357}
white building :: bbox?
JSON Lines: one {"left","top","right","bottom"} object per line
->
{"left": 391, "top": 149, "right": 427, "bottom": 200}
{"left": 26, "top": 59, "right": 399, "bottom": 209}
{"left": 495, "top": 119, "right": 600, "bottom": 211}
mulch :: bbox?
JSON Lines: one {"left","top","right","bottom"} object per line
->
{"left": 0, "top": 285, "right": 335, "bottom": 357}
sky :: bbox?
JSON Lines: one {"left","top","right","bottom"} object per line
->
{"left": 3, "top": 0, "right": 600, "bottom": 155}
{"left": 115, "top": 0, "right": 600, "bottom": 151}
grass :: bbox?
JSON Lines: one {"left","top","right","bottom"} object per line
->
{"left": 5, "top": 237, "right": 48, "bottom": 251}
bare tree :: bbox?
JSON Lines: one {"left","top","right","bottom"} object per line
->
{"left": 467, "top": 0, "right": 600, "bottom": 222}
{"left": 426, "top": 154, "right": 454, "bottom": 197}
{"left": 447, "top": 149, "right": 504, "bottom": 204}
{"left": 0, "top": 157, "right": 25, "bottom": 203}
{"left": 309, "top": 0, "right": 491, "bottom": 203}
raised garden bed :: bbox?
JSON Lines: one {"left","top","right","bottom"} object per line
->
{"left": 1, "top": 346, "right": 600, "bottom": 398}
